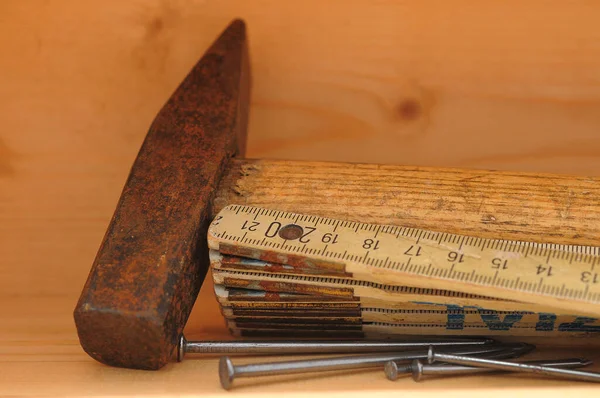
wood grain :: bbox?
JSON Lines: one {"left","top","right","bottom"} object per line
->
{"left": 3, "top": 1, "right": 600, "bottom": 173}
{"left": 3, "top": 0, "right": 600, "bottom": 396}
{"left": 214, "top": 159, "right": 600, "bottom": 246}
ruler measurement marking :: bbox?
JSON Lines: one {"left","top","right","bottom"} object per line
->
{"left": 404, "top": 257, "right": 412, "bottom": 272}
{"left": 536, "top": 277, "right": 544, "bottom": 293}
{"left": 211, "top": 205, "right": 600, "bottom": 313}
{"left": 416, "top": 230, "right": 423, "bottom": 244}
{"left": 468, "top": 269, "right": 476, "bottom": 282}
{"left": 383, "top": 257, "right": 390, "bottom": 268}
{"left": 481, "top": 239, "right": 489, "bottom": 251}
{"left": 448, "top": 264, "right": 456, "bottom": 279}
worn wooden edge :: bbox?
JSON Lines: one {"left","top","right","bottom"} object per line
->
{"left": 214, "top": 159, "right": 600, "bottom": 246}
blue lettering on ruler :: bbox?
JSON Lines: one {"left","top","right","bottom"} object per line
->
{"left": 535, "top": 313, "right": 556, "bottom": 331}
{"left": 558, "top": 317, "right": 600, "bottom": 332}
{"left": 446, "top": 305, "right": 465, "bottom": 330}
{"left": 410, "top": 301, "right": 600, "bottom": 333}
{"left": 477, "top": 310, "right": 524, "bottom": 331}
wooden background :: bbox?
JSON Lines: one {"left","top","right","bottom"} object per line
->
{"left": 2, "top": 0, "right": 600, "bottom": 395}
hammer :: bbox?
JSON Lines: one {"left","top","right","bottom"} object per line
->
{"left": 73, "top": 19, "right": 600, "bottom": 370}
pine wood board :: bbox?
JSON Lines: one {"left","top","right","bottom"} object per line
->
{"left": 4, "top": 1, "right": 600, "bottom": 173}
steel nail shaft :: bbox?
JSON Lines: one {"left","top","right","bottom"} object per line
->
{"left": 385, "top": 358, "right": 593, "bottom": 381}
{"left": 384, "top": 343, "right": 536, "bottom": 381}
{"left": 177, "top": 335, "right": 494, "bottom": 361}
{"left": 218, "top": 344, "right": 506, "bottom": 390}
{"left": 428, "top": 347, "right": 600, "bottom": 383}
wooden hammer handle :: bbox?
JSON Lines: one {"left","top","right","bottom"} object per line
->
{"left": 215, "top": 159, "right": 600, "bottom": 246}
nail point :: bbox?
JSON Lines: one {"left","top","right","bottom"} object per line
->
{"left": 219, "top": 356, "right": 235, "bottom": 390}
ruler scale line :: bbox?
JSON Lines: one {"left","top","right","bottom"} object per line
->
{"left": 209, "top": 205, "right": 600, "bottom": 318}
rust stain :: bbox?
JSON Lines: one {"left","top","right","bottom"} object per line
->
{"left": 231, "top": 309, "right": 362, "bottom": 317}
{"left": 219, "top": 243, "right": 351, "bottom": 276}
{"left": 74, "top": 20, "right": 250, "bottom": 370}
{"left": 232, "top": 322, "right": 363, "bottom": 331}
{"left": 229, "top": 302, "right": 360, "bottom": 310}
{"left": 226, "top": 288, "right": 356, "bottom": 303}
{"left": 219, "top": 253, "right": 349, "bottom": 277}
{"left": 231, "top": 316, "right": 362, "bottom": 325}
{"left": 222, "top": 277, "right": 355, "bottom": 298}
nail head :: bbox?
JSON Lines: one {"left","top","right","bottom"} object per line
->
{"left": 427, "top": 346, "right": 435, "bottom": 364}
{"left": 177, "top": 335, "right": 186, "bottom": 362}
{"left": 219, "top": 356, "right": 235, "bottom": 390}
{"left": 384, "top": 361, "right": 399, "bottom": 381}
{"left": 411, "top": 359, "right": 424, "bottom": 382}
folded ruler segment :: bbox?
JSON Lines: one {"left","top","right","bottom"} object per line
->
{"left": 211, "top": 260, "right": 600, "bottom": 340}
{"left": 208, "top": 205, "right": 600, "bottom": 318}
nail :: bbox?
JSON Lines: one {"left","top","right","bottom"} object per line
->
{"left": 427, "top": 347, "right": 600, "bottom": 383}
{"left": 384, "top": 358, "right": 592, "bottom": 381}
{"left": 176, "top": 335, "right": 494, "bottom": 361}
{"left": 383, "top": 343, "right": 534, "bottom": 381}
{"left": 218, "top": 344, "right": 506, "bottom": 390}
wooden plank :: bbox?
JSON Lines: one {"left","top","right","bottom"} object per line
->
{"left": 3, "top": 1, "right": 600, "bottom": 173}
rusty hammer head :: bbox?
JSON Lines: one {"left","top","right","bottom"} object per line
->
{"left": 73, "top": 20, "right": 250, "bottom": 370}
